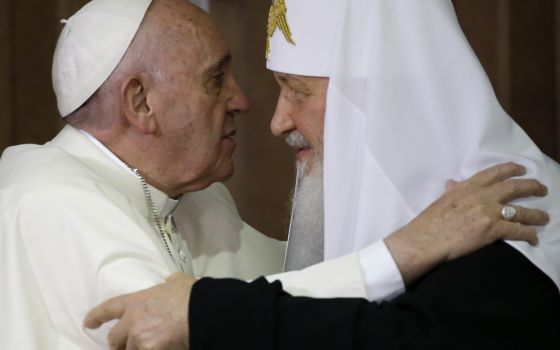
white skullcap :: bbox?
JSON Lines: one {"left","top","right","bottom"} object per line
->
{"left": 266, "top": 0, "right": 343, "bottom": 78}
{"left": 52, "top": 0, "right": 152, "bottom": 117}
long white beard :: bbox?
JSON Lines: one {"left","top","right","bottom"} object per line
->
{"left": 284, "top": 159, "right": 325, "bottom": 271}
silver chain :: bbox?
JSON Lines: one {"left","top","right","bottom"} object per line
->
{"left": 130, "top": 168, "right": 175, "bottom": 261}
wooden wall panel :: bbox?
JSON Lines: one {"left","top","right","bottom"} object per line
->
{"left": 0, "top": 0, "right": 87, "bottom": 150}
{"left": 56, "top": 0, "right": 89, "bottom": 21}
{"left": 494, "top": 0, "right": 512, "bottom": 112}
{"left": 509, "top": 0, "right": 557, "bottom": 159}
{"left": 454, "top": 0, "right": 512, "bottom": 112}
{"left": 556, "top": 1, "right": 560, "bottom": 154}
{"left": 211, "top": 1, "right": 294, "bottom": 240}
{"left": 454, "top": 0, "right": 559, "bottom": 160}
{"left": 11, "top": 0, "right": 62, "bottom": 145}
{"left": 0, "top": 0, "right": 11, "bottom": 151}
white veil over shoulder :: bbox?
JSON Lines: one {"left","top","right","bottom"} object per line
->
{"left": 324, "top": 0, "right": 560, "bottom": 289}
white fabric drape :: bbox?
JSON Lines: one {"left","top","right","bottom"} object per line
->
{"left": 324, "top": 0, "right": 560, "bottom": 289}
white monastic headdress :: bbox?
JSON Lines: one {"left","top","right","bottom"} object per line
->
{"left": 52, "top": 0, "right": 152, "bottom": 117}
{"left": 266, "top": 0, "right": 341, "bottom": 77}
{"left": 267, "top": 0, "right": 560, "bottom": 290}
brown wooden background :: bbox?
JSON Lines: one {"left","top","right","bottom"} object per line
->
{"left": 1, "top": 0, "right": 559, "bottom": 240}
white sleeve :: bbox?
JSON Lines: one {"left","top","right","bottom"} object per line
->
{"left": 358, "top": 240, "right": 405, "bottom": 301}
{"left": 266, "top": 252, "right": 368, "bottom": 299}
{"left": 265, "top": 240, "right": 405, "bottom": 302}
{"left": 17, "top": 186, "right": 171, "bottom": 349}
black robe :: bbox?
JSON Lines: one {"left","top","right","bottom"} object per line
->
{"left": 190, "top": 242, "right": 560, "bottom": 349}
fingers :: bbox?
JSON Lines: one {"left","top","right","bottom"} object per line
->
{"left": 489, "top": 178, "right": 548, "bottom": 203}
{"left": 468, "top": 162, "right": 526, "bottom": 186}
{"left": 493, "top": 221, "right": 539, "bottom": 246}
{"left": 84, "top": 296, "right": 128, "bottom": 329}
{"left": 124, "top": 339, "right": 136, "bottom": 350}
{"left": 109, "top": 318, "right": 131, "bottom": 350}
{"left": 501, "top": 205, "right": 549, "bottom": 226}
{"left": 491, "top": 203, "right": 548, "bottom": 247}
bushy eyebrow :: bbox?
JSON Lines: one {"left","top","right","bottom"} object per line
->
{"left": 276, "top": 74, "right": 309, "bottom": 92}
{"left": 204, "top": 53, "right": 232, "bottom": 75}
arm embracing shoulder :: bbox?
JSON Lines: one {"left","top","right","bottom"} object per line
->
{"left": 267, "top": 240, "right": 404, "bottom": 302}
{"left": 190, "top": 242, "right": 560, "bottom": 350}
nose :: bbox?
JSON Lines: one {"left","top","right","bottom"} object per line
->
{"left": 270, "top": 94, "right": 296, "bottom": 136}
{"left": 228, "top": 79, "right": 250, "bottom": 115}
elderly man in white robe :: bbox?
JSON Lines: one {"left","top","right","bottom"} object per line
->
{"left": 0, "top": 0, "right": 288, "bottom": 348}
{"left": 83, "top": 0, "right": 560, "bottom": 349}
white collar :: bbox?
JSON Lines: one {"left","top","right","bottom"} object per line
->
{"left": 78, "top": 129, "right": 179, "bottom": 217}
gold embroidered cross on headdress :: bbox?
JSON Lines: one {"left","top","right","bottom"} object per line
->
{"left": 266, "top": 0, "right": 296, "bottom": 58}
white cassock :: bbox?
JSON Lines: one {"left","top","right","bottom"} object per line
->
{"left": 0, "top": 125, "right": 287, "bottom": 349}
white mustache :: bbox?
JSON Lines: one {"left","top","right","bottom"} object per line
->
{"left": 285, "top": 131, "right": 311, "bottom": 149}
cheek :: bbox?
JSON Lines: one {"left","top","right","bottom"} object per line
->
{"left": 183, "top": 108, "right": 222, "bottom": 140}
{"left": 170, "top": 97, "right": 230, "bottom": 164}
{"left": 193, "top": 119, "right": 228, "bottom": 161}
{"left": 295, "top": 113, "right": 324, "bottom": 146}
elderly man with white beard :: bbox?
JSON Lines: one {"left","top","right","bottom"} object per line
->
{"left": 283, "top": 131, "right": 325, "bottom": 271}
{"left": 85, "top": 0, "right": 560, "bottom": 349}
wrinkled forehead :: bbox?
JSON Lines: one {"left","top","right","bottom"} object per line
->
{"left": 145, "top": 1, "right": 230, "bottom": 72}
{"left": 273, "top": 71, "right": 329, "bottom": 91}
{"left": 266, "top": 0, "right": 342, "bottom": 78}
{"left": 148, "top": 0, "right": 216, "bottom": 35}
{"left": 150, "top": 2, "right": 223, "bottom": 46}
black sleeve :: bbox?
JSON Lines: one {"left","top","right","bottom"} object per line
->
{"left": 189, "top": 242, "right": 560, "bottom": 350}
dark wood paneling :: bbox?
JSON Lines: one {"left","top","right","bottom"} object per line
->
{"left": 556, "top": 1, "right": 560, "bottom": 154}
{"left": 494, "top": 0, "right": 512, "bottom": 111}
{"left": 455, "top": 0, "right": 559, "bottom": 160}
{"left": 211, "top": 1, "right": 294, "bottom": 240}
{"left": 454, "top": 0, "right": 512, "bottom": 112}
{"left": 56, "top": 0, "right": 89, "bottom": 21}
{"left": 11, "top": 0, "right": 62, "bottom": 145}
{"left": 509, "top": 0, "right": 557, "bottom": 159}
{"left": 0, "top": 0, "right": 11, "bottom": 151}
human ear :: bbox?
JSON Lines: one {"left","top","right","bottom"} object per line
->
{"left": 122, "top": 76, "right": 157, "bottom": 134}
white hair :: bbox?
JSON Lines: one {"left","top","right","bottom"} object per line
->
{"left": 285, "top": 144, "right": 324, "bottom": 269}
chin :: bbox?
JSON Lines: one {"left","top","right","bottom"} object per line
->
{"left": 203, "top": 159, "right": 235, "bottom": 185}
{"left": 182, "top": 158, "right": 235, "bottom": 193}
{"left": 173, "top": 166, "right": 233, "bottom": 195}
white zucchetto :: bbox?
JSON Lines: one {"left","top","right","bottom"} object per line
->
{"left": 52, "top": 0, "right": 152, "bottom": 117}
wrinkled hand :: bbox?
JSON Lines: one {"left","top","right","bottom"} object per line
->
{"left": 84, "top": 273, "right": 196, "bottom": 350}
{"left": 385, "top": 162, "right": 549, "bottom": 285}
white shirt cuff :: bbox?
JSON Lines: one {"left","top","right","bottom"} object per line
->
{"left": 358, "top": 240, "right": 405, "bottom": 302}
{"left": 265, "top": 252, "right": 368, "bottom": 299}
